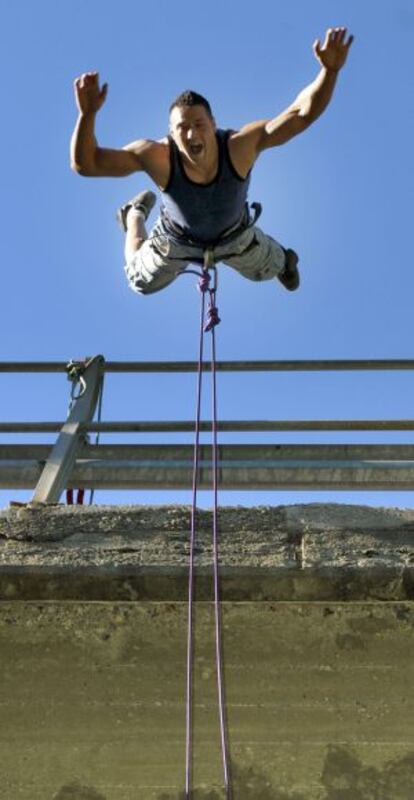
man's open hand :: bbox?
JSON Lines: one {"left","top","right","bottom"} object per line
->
{"left": 313, "top": 27, "right": 354, "bottom": 72}
{"left": 74, "top": 72, "right": 108, "bottom": 115}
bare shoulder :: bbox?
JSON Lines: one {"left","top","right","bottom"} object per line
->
{"left": 229, "top": 108, "right": 306, "bottom": 162}
{"left": 123, "top": 137, "right": 168, "bottom": 159}
{"left": 227, "top": 122, "right": 268, "bottom": 177}
{"left": 229, "top": 121, "right": 267, "bottom": 144}
{"left": 123, "top": 138, "right": 170, "bottom": 187}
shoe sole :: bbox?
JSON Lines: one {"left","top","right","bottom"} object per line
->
{"left": 117, "top": 191, "right": 156, "bottom": 231}
{"left": 278, "top": 249, "right": 300, "bottom": 291}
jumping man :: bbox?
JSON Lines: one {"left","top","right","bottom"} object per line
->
{"left": 71, "top": 27, "right": 353, "bottom": 295}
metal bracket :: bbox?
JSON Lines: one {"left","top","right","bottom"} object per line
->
{"left": 31, "top": 355, "right": 105, "bottom": 503}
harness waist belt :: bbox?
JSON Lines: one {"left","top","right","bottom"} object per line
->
{"left": 160, "top": 202, "right": 262, "bottom": 250}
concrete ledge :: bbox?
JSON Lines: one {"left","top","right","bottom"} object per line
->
{"left": 1, "top": 503, "right": 414, "bottom": 601}
{"left": 1, "top": 504, "right": 414, "bottom": 798}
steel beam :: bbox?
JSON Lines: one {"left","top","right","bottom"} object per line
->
{"left": 30, "top": 356, "right": 105, "bottom": 503}
{"left": 103, "top": 359, "right": 414, "bottom": 373}
{"left": 3, "top": 419, "right": 414, "bottom": 433}
{"left": 83, "top": 420, "right": 414, "bottom": 433}
{"left": 3, "top": 457, "right": 414, "bottom": 491}
{"left": 2, "top": 358, "right": 414, "bottom": 373}
{"left": 5, "top": 443, "right": 414, "bottom": 461}
{"left": 2, "top": 357, "right": 414, "bottom": 496}
{"left": 58, "top": 458, "right": 414, "bottom": 490}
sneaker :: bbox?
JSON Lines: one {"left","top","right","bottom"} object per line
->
{"left": 116, "top": 190, "right": 157, "bottom": 231}
{"left": 277, "top": 248, "right": 300, "bottom": 291}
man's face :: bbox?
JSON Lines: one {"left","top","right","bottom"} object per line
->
{"left": 169, "top": 104, "right": 217, "bottom": 165}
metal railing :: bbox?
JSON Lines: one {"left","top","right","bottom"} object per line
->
{"left": 2, "top": 357, "right": 414, "bottom": 502}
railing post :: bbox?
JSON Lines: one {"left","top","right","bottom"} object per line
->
{"left": 31, "top": 355, "right": 105, "bottom": 504}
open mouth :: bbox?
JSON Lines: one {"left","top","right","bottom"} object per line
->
{"left": 189, "top": 144, "right": 203, "bottom": 156}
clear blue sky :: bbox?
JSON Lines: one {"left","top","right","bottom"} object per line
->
{"left": 1, "top": 0, "right": 414, "bottom": 508}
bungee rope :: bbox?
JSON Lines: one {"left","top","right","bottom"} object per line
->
{"left": 181, "top": 250, "right": 231, "bottom": 800}
{"left": 64, "top": 256, "right": 230, "bottom": 796}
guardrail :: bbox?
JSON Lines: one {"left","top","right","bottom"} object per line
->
{"left": 2, "top": 357, "right": 414, "bottom": 502}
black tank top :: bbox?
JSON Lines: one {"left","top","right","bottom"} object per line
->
{"left": 160, "top": 129, "right": 251, "bottom": 245}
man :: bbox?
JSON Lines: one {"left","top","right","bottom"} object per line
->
{"left": 71, "top": 27, "right": 353, "bottom": 296}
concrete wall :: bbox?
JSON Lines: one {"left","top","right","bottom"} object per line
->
{"left": 0, "top": 503, "right": 414, "bottom": 799}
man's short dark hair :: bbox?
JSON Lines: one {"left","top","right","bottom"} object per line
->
{"left": 169, "top": 90, "right": 213, "bottom": 118}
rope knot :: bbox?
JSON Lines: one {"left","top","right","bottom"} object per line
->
{"left": 204, "top": 300, "right": 221, "bottom": 332}
{"left": 198, "top": 271, "right": 211, "bottom": 293}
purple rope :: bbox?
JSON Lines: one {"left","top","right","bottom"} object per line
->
{"left": 185, "top": 259, "right": 231, "bottom": 800}
{"left": 204, "top": 292, "right": 221, "bottom": 332}
{"left": 210, "top": 300, "right": 232, "bottom": 798}
{"left": 186, "top": 283, "right": 206, "bottom": 799}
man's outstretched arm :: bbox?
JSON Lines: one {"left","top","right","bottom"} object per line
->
{"left": 70, "top": 72, "right": 148, "bottom": 177}
{"left": 263, "top": 27, "right": 353, "bottom": 146}
{"left": 231, "top": 28, "right": 353, "bottom": 165}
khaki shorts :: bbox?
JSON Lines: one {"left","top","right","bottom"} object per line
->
{"left": 125, "top": 217, "right": 286, "bottom": 295}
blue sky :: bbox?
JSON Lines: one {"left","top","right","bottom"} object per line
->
{"left": 1, "top": 0, "right": 414, "bottom": 508}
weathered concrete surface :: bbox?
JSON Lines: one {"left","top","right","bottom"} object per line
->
{"left": 0, "top": 504, "right": 414, "bottom": 798}
{"left": 0, "top": 503, "right": 414, "bottom": 600}
{"left": 0, "top": 600, "right": 414, "bottom": 799}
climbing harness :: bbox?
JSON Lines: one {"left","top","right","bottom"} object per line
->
{"left": 160, "top": 200, "right": 262, "bottom": 252}
{"left": 179, "top": 249, "right": 231, "bottom": 800}
{"left": 65, "top": 358, "right": 105, "bottom": 506}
